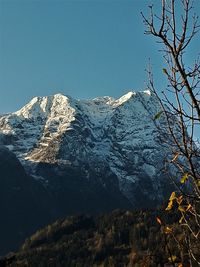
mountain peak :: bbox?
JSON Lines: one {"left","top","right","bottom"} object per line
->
{"left": 14, "top": 93, "right": 76, "bottom": 119}
{"left": 115, "top": 91, "right": 136, "bottom": 106}
{"left": 113, "top": 90, "right": 152, "bottom": 107}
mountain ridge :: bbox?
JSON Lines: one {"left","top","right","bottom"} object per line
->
{"left": 0, "top": 90, "right": 176, "bottom": 254}
{"left": 0, "top": 90, "right": 173, "bottom": 206}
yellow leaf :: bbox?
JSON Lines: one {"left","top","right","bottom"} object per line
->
{"left": 168, "top": 255, "right": 177, "bottom": 262}
{"left": 165, "top": 200, "right": 173, "bottom": 211}
{"left": 164, "top": 226, "right": 173, "bottom": 234}
{"left": 169, "top": 191, "right": 176, "bottom": 201}
{"left": 180, "top": 173, "right": 189, "bottom": 184}
{"left": 166, "top": 192, "right": 176, "bottom": 211}
{"left": 156, "top": 217, "right": 162, "bottom": 225}
{"left": 197, "top": 180, "right": 200, "bottom": 187}
{"left": 186, "top": 204, "right": 192, "bottom": 211}
{"left": 178, "top": 206, "right": 185, "bottom": 212}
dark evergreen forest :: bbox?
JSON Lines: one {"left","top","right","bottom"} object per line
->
{"left": 2, "top": 209, "right": 199, "bottom": 267}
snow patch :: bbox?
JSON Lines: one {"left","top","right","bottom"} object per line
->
{"left": 113, "top": 91, "right": 136, "bottom": 107}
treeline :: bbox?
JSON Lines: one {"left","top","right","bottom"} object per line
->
{"left": 2, "top": 209, "right": 198, "bottom": 267}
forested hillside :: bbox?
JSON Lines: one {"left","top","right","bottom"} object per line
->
{"left": 2, "top": 209, "right": 199, "bottom": 267}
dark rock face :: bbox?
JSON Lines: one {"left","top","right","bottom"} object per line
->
{"left": 36, "top": 162, "right": 132, "bottom": 215}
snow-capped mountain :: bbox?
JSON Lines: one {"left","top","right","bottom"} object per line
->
{"left": 0, "top": 90, "right": 179, "bottom": 254}
{"left": 0, "top": 90, "right": 173, "bottom": 208}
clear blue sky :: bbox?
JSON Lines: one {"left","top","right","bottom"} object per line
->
{"left": 0, "top": 0, "right": 199, "bottom": 113}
